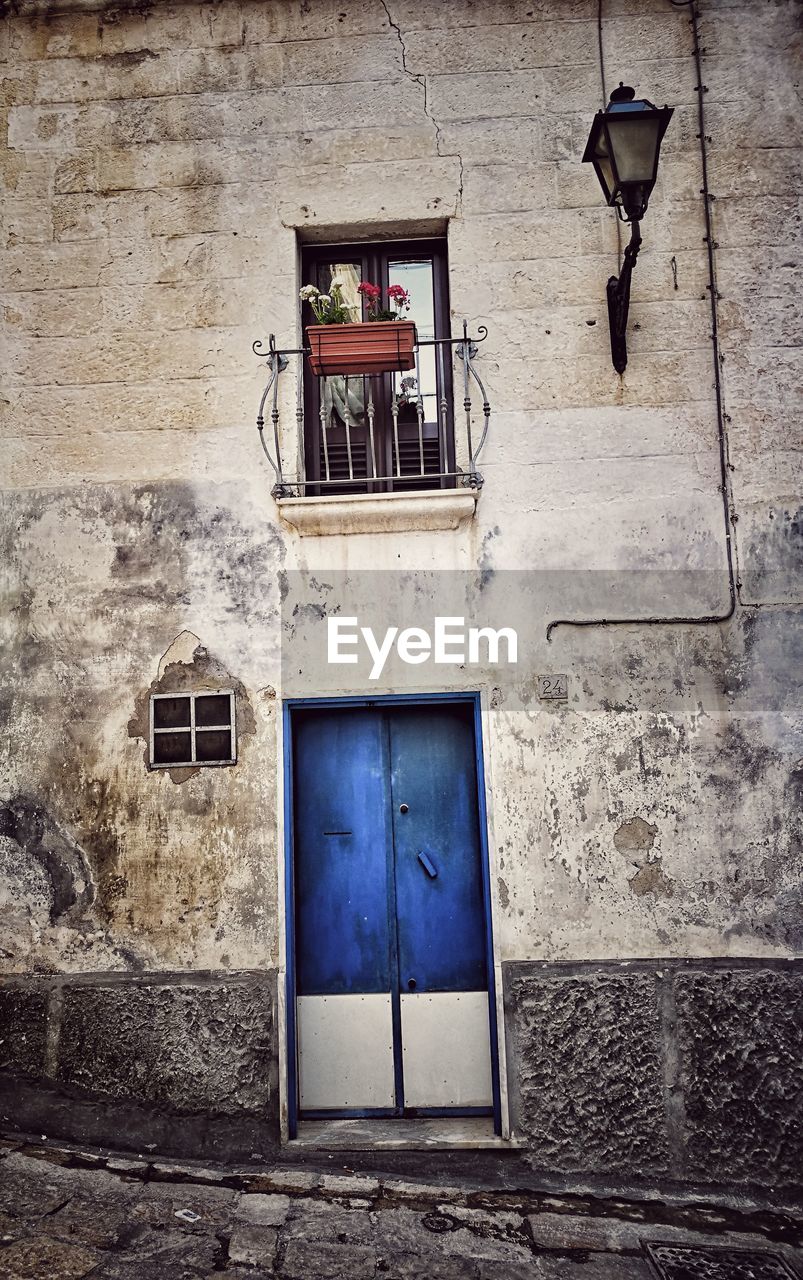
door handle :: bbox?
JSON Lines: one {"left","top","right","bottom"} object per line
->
{"left": 417, "top": 850, "right": 438, "bottom": 878}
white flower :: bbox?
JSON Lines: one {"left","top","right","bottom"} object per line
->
{"left": 318, "top": 294, "right": 332, "bottom": 305}
{"left": 299, "top": 284, "right": 320, "bottom": 300}
{"left": 329, "top": 276, "right": 345, "bottom": 289}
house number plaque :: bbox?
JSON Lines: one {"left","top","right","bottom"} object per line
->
{"left": 538, "top": 674, "right": 568, "bottom": 701}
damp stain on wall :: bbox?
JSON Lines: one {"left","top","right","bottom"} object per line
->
{"left": 2, "top": 481, "right": 283, "bottom": 973}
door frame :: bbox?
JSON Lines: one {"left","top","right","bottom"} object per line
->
{"left": 281, "top": 691, "right": 504, "bottom": 1140}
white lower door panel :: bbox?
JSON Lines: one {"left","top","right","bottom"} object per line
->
{"left": 297, "top": 994, "right": 395, "bottom": 1110}
{"left": 400, "top": 991, "right": 493, "bottom": 1108}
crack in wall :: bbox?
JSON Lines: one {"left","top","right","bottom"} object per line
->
{"left": 380, "top": 0, "right": 464, "bottom": 214}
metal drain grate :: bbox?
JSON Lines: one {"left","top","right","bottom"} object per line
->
{"left": 421, "top": 1213, "right": 458, "bottom": 1234}
{"left": 645, "top": 1243, "right": 801, "bottom": 1280}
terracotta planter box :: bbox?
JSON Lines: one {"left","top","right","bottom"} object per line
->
{"left": 306, "top": 320, "right": 417, "bottom": 376}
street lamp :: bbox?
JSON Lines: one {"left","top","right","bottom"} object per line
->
{"left": 582, "top": 83, "right": 674, "bottom": 374}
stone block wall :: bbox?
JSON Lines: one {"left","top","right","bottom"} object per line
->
{"left": 674, "top": 969, "right": 803, "bottom": 1185}
{"left": 0, "top": 986, "right": 47, "bottom": 1079}
{"left": 506, "top": 969, "right": 670, "bottom": 1177}
{"left": 3, "top": 960, "right": 800, "bottom": 1195}
{"left": 505, "top": 960, "right": 803, "bottom": 1197}
{"left": 0, "top": 971, "right": 280, "bottom": 1159}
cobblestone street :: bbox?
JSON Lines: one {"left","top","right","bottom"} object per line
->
{"left": 1, "top": 1141, "right": 801, "bottom": 1280}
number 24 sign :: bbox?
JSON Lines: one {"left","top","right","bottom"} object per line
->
{"left": 538, "top": 674, "right": 568, "bottom": 701}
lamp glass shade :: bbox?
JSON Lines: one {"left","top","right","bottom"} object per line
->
{"left": 582, "top": 87, "right": 673, "bottom": 221}
{"left": 605, "top": 114, "right": 665, "bottom": 183}
{"left": 595, "top": 154, "right": 616, "bottom": 203}
{"left": 590, "top": 129, "right": 616, "bottom": 203}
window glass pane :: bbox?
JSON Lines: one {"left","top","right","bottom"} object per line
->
{"left": 389, "top": 260, "right": 434, "bottom": 334}
{"left": 196, "top": 730, "right": 233, "bottom": 762}
{"left": 318, "top": 262, "right": 361, "bottom": 321}
{"left": 388, "top": 260, "right": 437, "bottom": 422}
{"left": 153, "top": 696, "right": 191, "bottom": 729}
{"left": 153, "top": 731, "right": 192, "bottom": 765}
{"left": 317, "top": 261, "right": 366, "bottom": 443}
{"left": 195, "top": 694, "right": 231, "bottom": 727}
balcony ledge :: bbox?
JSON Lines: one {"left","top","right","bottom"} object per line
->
{"left": 276, "top": 488, "right": 479, "bottom": 537}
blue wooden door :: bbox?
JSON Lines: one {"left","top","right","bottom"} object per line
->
{"left": 389, "top": 706, "right": 487, "bottom": 994}
{"left": 292, "top": 702, "right": 493, "bottom": 1117}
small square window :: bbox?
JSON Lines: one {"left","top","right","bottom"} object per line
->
{"left": 195, "top": 729, "right": 233, "bottom": 762}
{"left": 150, "top": 691, "right": 236, "bottom": 769}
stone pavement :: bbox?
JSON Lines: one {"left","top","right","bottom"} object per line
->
{"left": 1, "top": 1141, "right": 801, "bottom": 1280}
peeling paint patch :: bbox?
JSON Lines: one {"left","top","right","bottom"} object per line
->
{"left": 612, "top": 816, "right": 672, "bottom": 896}
{"left": 629, "top": 858, "right": 674, "bottom": 899}
{"left": 158, "top": 629, "right": 201, "bottom": 679}
{"left": 613, "top": 816, "right": 659, "bottom": 857}
{"left": 128, "top": 640, "right": 256, "bottom": 785}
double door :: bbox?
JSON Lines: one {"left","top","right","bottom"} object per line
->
{"left": 291, "top": 702, "right": 494, "bottom": 1117}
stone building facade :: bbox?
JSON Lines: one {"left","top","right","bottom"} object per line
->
{"left": 1, "top": 0, "right": 800, "bottom": 1200}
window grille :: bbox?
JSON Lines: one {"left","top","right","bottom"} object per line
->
{"left": 149, "top": 691, "right": 236, "bottom": 768}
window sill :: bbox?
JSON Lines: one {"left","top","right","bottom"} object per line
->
{"left": 276, "top": 488, "right": 479, "bottom": 537}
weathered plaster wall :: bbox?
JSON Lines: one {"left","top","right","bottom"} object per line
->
{"left": 489, "top": 606, "right": 802, "bottom": 961}
{"left": 2, "top": 0, "right": 800, "bottom": 979}
{"left": 278, "top": 567, "right": 801, "bottom": 962}
{"left": 1, "top": 481, "right": 283, "bottom": 972}
{"left": 0, "top": 0, "right": 801, "bottom": 1182}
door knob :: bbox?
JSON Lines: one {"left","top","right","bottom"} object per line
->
{"left": 407, "top": 977, "right": 417, "bottom": 991}
{"left": 399, "top": 803, "right": 409, "bottom": 814}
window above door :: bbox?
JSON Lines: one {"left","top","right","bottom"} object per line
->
{"left": 302, "top": 240, "right": 454, "bottom": 497}
{"left": 252, "top": 234, "right": 492, "bottom": 535}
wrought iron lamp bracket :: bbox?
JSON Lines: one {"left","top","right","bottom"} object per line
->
{"left": 606, "top": 219, "right": 642, "bottom": 376}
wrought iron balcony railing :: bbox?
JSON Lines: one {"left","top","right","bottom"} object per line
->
{"left": 252, "top": 322, "right": 491, "bottom": 499}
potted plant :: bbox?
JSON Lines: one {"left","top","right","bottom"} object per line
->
{"left": 301, "top": 279, "right": 417, "bottom": 377}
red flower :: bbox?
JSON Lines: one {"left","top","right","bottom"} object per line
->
{"left": 357, "top": 281, "right": 382, "bottom": 299}
{"left": 387, "top": 285, "right": 410, "bottom": 304}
